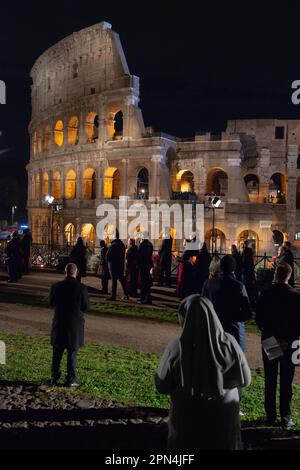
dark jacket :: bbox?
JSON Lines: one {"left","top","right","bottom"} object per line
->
{"left": 202, "top": 273, "right": 251, "bottom": 346}
{"left": 137, "top": 240, "right": 153, "bottom": 271}
{"left": 106, "top": 239, "right": 126, "bottom": 272}
{"left": 126, "top": 244, "right": 139, "bottom": 269}
{"left": 256, "top": 283, "right": 300, "bottom": 345}
{"left": 5, "top": 237, "right": 21, "bottom": 259}
{"left": 232, "top": 251, "right": 243, "bottom": 281}
{"left": 98, "top": 245, "right": 109, "bottom": 278}
{"left": 70, "top": 243, "right": 87, "bottom": 277}
{"left": 194, "top": 251, "right": 212, "bottom": 291}
{"left": 50, "top": 277, "right": 89, "bottom": 349}
{"left": 159, "top": 237, "right": 173, "bottom": 268}
{"left": 242, "top": 247, "right": 255, "bottom": 282}
{"left": 21, "top": 232, "right": 32, "bottom": 257}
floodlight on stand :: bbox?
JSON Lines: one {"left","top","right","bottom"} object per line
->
{"left": 45, "top": 195, "right": 54, "bottom": 204}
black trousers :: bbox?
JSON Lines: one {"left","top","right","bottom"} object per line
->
{"left": 52, "top": 345, "right": 77, "bottom": 381}
{"left": 262, "top": 349, "right": 295, "bottom": 420}
{"left": 101, "top": 274, "right": 109, "bottom": 294}
{"left": 159, "top": 262, "right": 172, "bottom": 286}
{"left": 140, "top": 269, "right": 152, "bottom": 303}
{"left": 109, "top": 266, "right": 127, "bottom": 299}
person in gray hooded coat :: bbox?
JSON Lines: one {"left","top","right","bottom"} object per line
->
{"left": 155, "top": 294, "right": 251, "bottom": 450}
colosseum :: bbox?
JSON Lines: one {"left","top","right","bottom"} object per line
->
{"left": 27, "top": 21, "right": 300, "bottom": 256}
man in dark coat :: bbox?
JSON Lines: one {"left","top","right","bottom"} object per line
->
{"left": 106, "top": 233, "right": 128, "bottom": 301}
{"left": 125, "top": 238, "right": 139, "bottom": 297}
{"left": 137, "top": 232, "right": 153, "bottom": 304}
{"left": 256, "top": 262, "right": 300, "bottom": 428}
{"left": 98, "top": 240, "right": 109, "bottom": 294}
{"left": 49, "top": 263, "right": 90, "bottom": 386}
{"left": 158, "top": 228, "right": 173, "bottom": 287}
{"left": 21, "top": 228, "right": 32, "bottom": 274}
{"left": 70, "top": 237, "right": 87, "bottom": 283}
{"left": 231, "top": 244, "right": 243, "bottom": 282}
{"left": 5, "top": 231, "right": 22, "bottom": 282}
{"left": 241, "top": 240, "right": 257, "bottom": 307}
{"left": 202, "top": 255, "right": 251, "bottom": 350}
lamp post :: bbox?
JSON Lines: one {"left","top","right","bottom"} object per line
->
{"left": 208, "top": 196, "right": 222, "bottom": 255}
{"left": 11, "top": 205, "right": 17, "bottom": 226}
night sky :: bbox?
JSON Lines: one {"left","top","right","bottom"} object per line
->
{"left": 1, "top": 2, "right": 300, "bottom": 222}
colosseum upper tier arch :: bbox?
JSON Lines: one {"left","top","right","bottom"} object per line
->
{"left": 27, "top": 21, "right": 300, "bottom": 255}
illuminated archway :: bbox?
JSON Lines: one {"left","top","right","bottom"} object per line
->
{"left": 206, "top": 168, "right": 228, "bottom": 196}
{"left": 136, "top": 168, "right": 149, "bottom": 199}
{"left": 52, "top": 222, "right": 61, "bottom": 246}
{"left": 238, "top": 230, "right": 259, "bottom": 254}
{"left": 269, "top": 173, "right": 286, "bottom": 203}
{"left": 37, "top": 129, "right": 43, "bottom": 153}
{"left": 102, "top": 224, "right": 116, "bottom": 244}
{"left": 65, "top": 170, "right": 76, "bottom": 199}
{"left": 33, "top": 131, "right": 37, "bottom": 156}
{"left": 82, "top": 168, "right": 96, "bottom": 199}
{"left": 244, "top": 174, "right": 259, "bottom": 195}
{"left": 104, "top": 167, "right": 120, "bottom": 199}
{"left": 68, "top": 116, "right": 79, "bottom": 145}
{"left": 272, "top": 230, "right": 284, "bottom": 247}
{"left": 205, "top": 228, "right": 226, "bottom": 254}
{"left": 176, "top": 170, "right": 194, "bottom": 192}
{"left": 42, "top": 172, "right": 49, "bottom": 196}
{"left": 65, "top": 223, "right": 76, "bottom": 246}
{"left": 81, "top": 223, "right": 96, "bottom": 249}
{"left": 52, "top": 171, "right": 61, "bottom": 199}
{"left": 54, "top": 120, "right": 64, "bottom": 147}
{"left": 86, "top": 112, "right": 98, "bottom": 142}
{"left": 43, "top": 125, "right": 51, "bottom": 152}
{"left": 35, "top": 174, "right": 40, "bottom": 199}
{"left": 113, "top": 110, "right": 123, "bottom": 140}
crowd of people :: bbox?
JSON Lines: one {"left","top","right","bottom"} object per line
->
{"left": 3, "top": 229, "right": 32, "bottom": 282}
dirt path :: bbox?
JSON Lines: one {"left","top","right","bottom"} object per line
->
{"left": 1, "top": 301, "right": 299, "bottom": 384}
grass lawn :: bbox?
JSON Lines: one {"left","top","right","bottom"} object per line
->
{"left": 0, "top": 331, "right": 299, "bottom": 428}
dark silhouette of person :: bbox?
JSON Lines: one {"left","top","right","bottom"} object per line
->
{"left": 5, "top": 231, "right": 22, "bottom": 282}
{"left": 202, "top": 255, "right": 251, "bottom": 350}
{"left": 241, "top": 240, "right": 257, "bottom": 307}
{"left": 278, "top": 243, "right": 295, "bottom": 287}
{"left": 97, "top": 240, "right": 109, "bottom": 294}
{"left": 125, "top": 238, "right": 139, "bottom": 297}
{"left": 155, "top": 295, "right": 251, "bottom": 449}
{"left": 231, "top": 244, "right": 243, "bottom": 281}
{"left": 194, "top": 242, "right": 212, "bottom": 293}
{"left": 70, "top": 237, "right": 87, "bottom": 283}
{"left": 158, "top": 228, "right": 173, "bottom": 287}
{"left": 256, "top": 262, "right": 300, "bottom": 428}
{"left": 176, "top": 237, "right": 200, "bottom": 300}
{"left": 106, "top": 232, "right": 128, "bottom": 301}
{"left": 21, "top": 228, "right": 32, "bottom": 274}
{"left": 49, "top": 263, "right": 89, "bottom": 387}
{"left": 137, "top": 232, "right": 153, "bottom": 304}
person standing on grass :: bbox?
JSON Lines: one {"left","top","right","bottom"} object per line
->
{"left": 194, "top": 242, "right": 212, "bottom": 294}
{"left": 106, "top": 231, "right": 129, "bottom": 301}
{"left": 158, "top": 227, "right": 173, "bottom": 287}
{"left": 97, "top": 239, "right": 109, "bottom": 295}
{"left": 125, "top": 238, "right": 139, "bottom": 297}
{"left": 137, "top": 231, "right": 153, "bottom": 304}
{"left": 155, "top": 294, "right": 251, "bottom": 449}
{"left": 256, "top": 262, "right": 300, "bottom": 429}
{"left": 5, "top": 231, "right": 22, "bottom": 282}
{"left": 70, "top": 237, "right": 87, "bottom": 283}
{"left": 241, "top": 240, "right": 257, "bottom": 307}
{"left": 21, "top": 228, "right": 32, "bottom": 274}
{"left": 50, "top": 262, "right": 89, "bottom": 387}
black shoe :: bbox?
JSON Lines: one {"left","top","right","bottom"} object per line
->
{"left": 281, "top": 416, "right": 296, "bottom": 429}
{"left": 106, "top": 296, "right": 116, "bottom": 301}
{"left": 51, "top": 377, "right": 60, "bottom": 386}
{"left": 265, "top": 417, "right": 276, "bottom": 426}
{"left": 67, "top": 379, "right": 80, "bottom": 388}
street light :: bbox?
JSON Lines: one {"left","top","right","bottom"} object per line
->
{"left": 44, "top": 195, "right": 63, "bottom": 267}
{"left": 208, "top": 196, "right": 222, "bottom": 254}
{"left": 11, "top": 206, "right": 17, "bottom": 225}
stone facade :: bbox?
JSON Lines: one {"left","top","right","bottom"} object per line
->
{"left": 27, "top": 22, "right": 300, "bottom": 256}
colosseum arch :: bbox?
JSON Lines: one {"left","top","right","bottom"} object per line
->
{"left": 86, "top": 112, "right": 99, "bottom": 142}
{"left": 205, "top": 228, "right": 226, "bottom": 254}
{"left": 68, "top": 116, "right": 79, "bottom": 145}
{"left": 37, "top": 129, "right": 43, "bottom": 153}
{"left": 42, "top": 172, "right": 49, "bottom": 196}
{"left": 52, "top": 171, "right": 61, "bottom": 199}
{"left": 65, "top": 170, "right": 76, "bottom": 199}
{"left": 81, "top": 223, "right": 96, "bottom": 249}
{"left": 206, "top": 167, "right": 228, "bottom": 196}
{"left": 136, "top": 167, "right": 149, "bottom": 199}
{"left": 238, "top": 230, "right": 259, "bottom": 254}
{"left": 82, "top": 168, "right": 97, "bottom": 200}
{"left": 33, "top": 131, "right": 37, "bottom": 156}
{"left": 113, "top": 110, "right": 123, "bottom": 140}
{"left": 65, "top": 223, "right": 76, "bottom": 246}
{"left": 104, "top": 167, "right": 121, "bottom": 199}
{"left": 176, "top": 170, "right": 194, "bottom": 192}
{"left": 43, "top": 125, "right": 51, "bottom": 152}
{"left": 54, "top": 120, "right": 64, "bottom": 147}
{"left": 52, "top": 222, "right": 61, "bottom": 246}
{"left": 35, "top": 174, "right": 40, "bottom": 199}
{"left": 269, "top": 173, "right": 286, "bottom": 203}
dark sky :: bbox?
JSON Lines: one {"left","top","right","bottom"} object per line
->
{"left": 0, "top": 2, "right": 300, "bottom": 220}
